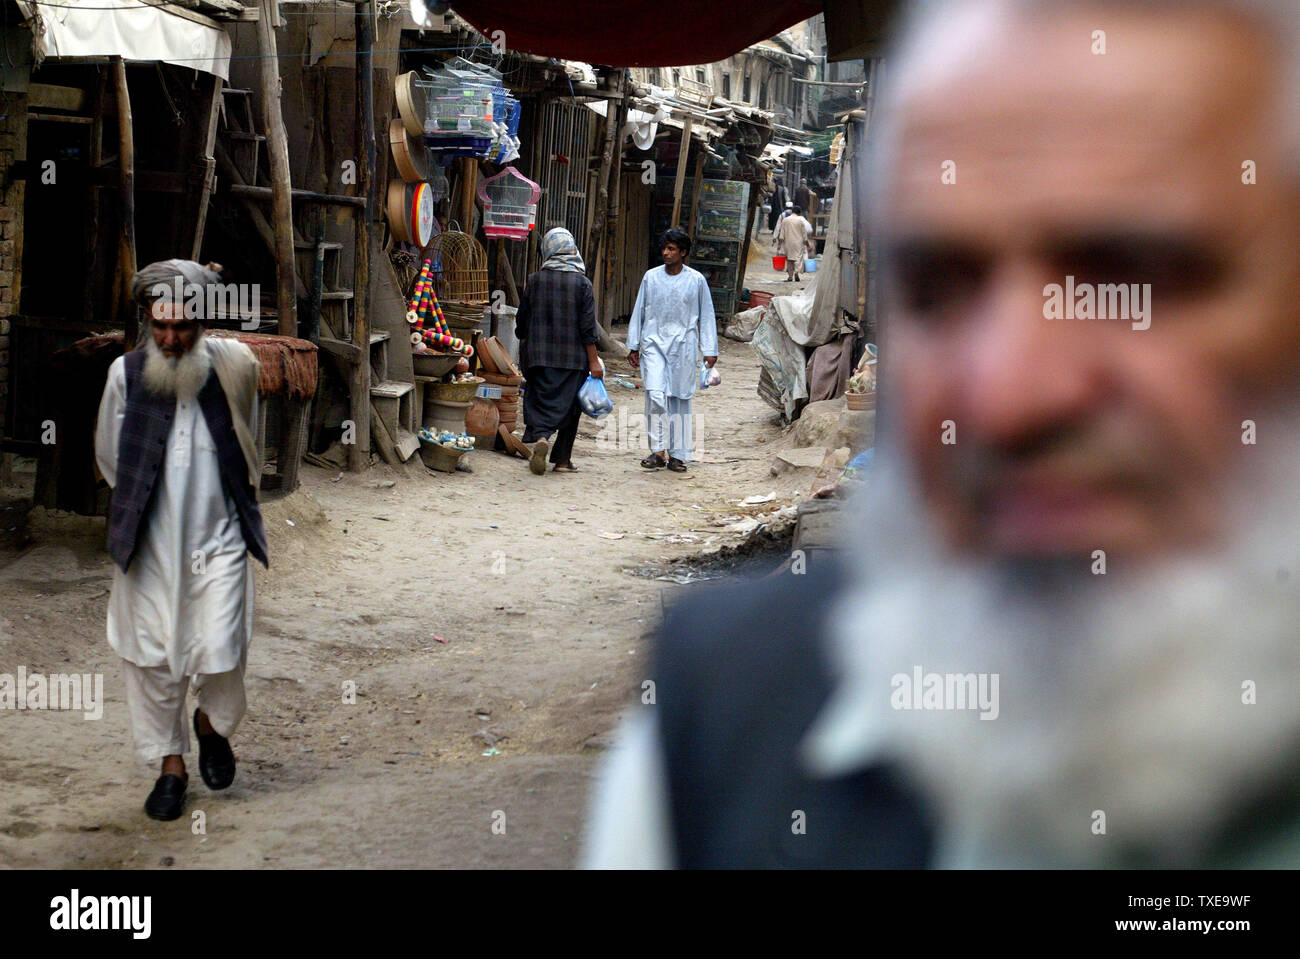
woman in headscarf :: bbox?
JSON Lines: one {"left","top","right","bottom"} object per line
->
{"left": 514, "top": 227, "right": 603, "bottom": 475}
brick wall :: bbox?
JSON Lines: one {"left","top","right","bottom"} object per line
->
{"left": 0, "top": 95, "right": 25, "bottom": 441}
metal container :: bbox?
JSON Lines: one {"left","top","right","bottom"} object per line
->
{"left": 424, "top": 397, "right": 470, "bottom": 434}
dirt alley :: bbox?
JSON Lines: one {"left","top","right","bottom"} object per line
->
{"left": 0, "top": 259, "right": 825, "bottom": 869}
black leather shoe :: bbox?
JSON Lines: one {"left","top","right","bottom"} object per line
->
{"left": 144, "top": 774, "right": 187, "bottom": 821}
{"left": 193, "top": 708, "right": 236, "bottom": 790}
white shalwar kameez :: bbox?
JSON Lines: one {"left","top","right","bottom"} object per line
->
{"left": 626, "top": 265, "right": 718, "bottom": 461}
{"left": 95, "top": 357, "right": 256, "bottom": 763}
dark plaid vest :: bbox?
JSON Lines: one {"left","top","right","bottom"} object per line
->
{"left": 107, "top": 348, "right": 269, "bottom": 572}
{"left": 655, "top": 555, "right": 935, "bottom": 867}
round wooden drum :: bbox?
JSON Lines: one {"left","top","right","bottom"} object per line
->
{"left": 395, "top": 71, "right": 428, "bottom": 138}
{"left": 389, "top": 118, "right": 428, "bottom": 182}
{"left": 386, "top": 180, "right": 435, "bottom": 246}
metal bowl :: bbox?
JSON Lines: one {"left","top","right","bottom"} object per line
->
{"left": 412, "top": 351, "right": 463, "bottom": 378}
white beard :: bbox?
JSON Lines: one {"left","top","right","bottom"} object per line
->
{"left": 815, "top": 414, "right": 1300, "bottom": 867}
{"left": 142, "top": 333, "right": 211, "bottom": 400}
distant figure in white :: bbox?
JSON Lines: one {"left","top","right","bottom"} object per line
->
{"left": 626, "top": 228, "right": 718, "bottom": 474}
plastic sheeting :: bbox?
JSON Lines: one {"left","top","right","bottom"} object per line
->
{"left": 22, "top": 0, "right": 231, "bottom": 79}
{"left": 751, "top": 311, "right": 807, "bottom": 419}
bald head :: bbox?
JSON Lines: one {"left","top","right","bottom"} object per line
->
{"left": 870, "top": 0, "right": 1300, "bottom": 560}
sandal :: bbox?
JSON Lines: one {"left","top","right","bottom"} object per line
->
{"left": 666, "top": 457, "right": 687, "bottom": 473}
{"left": 553, "top": 463, "right": 579, "bottom": 473}
{"left": 640, "top": 453, "right": 666, "bottom": 470}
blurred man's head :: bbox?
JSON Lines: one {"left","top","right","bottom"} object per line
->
{"left": 875, "top": 0, "right": 1300, "bottom": 563}
{"left": 661, "top": 228, "right": 691, "bottom": 268}
{"left": 816, "top": 0, "right": 1300, "bottom": 866}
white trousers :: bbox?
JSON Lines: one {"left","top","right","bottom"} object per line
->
{"left": 645, "top": 393, "right": 694, "bottom": 461}
{"left": 121, "top": 657, "right": 246, "bottom": 764}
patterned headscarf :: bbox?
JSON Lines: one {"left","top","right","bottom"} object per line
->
{"left": 540, "top": 228, "right": 586, "bottom": 274}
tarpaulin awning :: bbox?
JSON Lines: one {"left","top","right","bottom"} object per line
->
{"left": 21, "top": 0, "right": 232, "bottom": 79}
{"left": 450, "top": 1, "right": 823, "bottom": 67}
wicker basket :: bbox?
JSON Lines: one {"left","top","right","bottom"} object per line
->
{"left": 425, "top": 227, "right": 489, "bottom": 304}
{"left": 845, "top": 391, "right": 876, "bottom": 411}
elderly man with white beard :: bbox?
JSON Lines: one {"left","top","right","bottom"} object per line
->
{"left": 581, "top": 0, "right": 1300, "bottom": 868}
{"left": 95, "top": 260, "right": 267, "bottom": 821}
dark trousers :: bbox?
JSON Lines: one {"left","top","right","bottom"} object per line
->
{"left": 523, "top": 403, "right": 579, "bottom": 464}
{"left": 522, "top": 366, "right": 585, "bottom": 464}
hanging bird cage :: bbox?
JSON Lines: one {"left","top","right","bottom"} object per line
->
{"left": 424, "top": 224, "right": 489, "bottom": 304}
{"left": 477, "top": 166, "right": 541, "bottom": 241}
{"left": 427, "top": 162, "right": 450, "bottom": 202}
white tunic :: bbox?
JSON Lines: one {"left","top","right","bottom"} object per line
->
{"left": 626, "top": 265, "right": 718, "bottom": 400}
{"left": 95, "top": 357, "right": 256, "bottom": 682}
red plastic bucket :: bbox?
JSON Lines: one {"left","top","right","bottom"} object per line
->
{"left": 772, "top": 255, "right": 786, "bottom": 271}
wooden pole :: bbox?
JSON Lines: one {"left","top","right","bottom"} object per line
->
{"left": 112, "top": 59, "right": 138, "bottom": 347}
{"left": 857, "top": 59, "right": 880, "bottom": 336}
{"left": 191, "top": 74, "right": 224, "bottom": 260}
{"left": 350, "top": 0, "right": 375, "bottom": 472}
{"left": 228, "top": 183, "right": 366, "bottom": 207}
{"left": 83, "top": 66, "right": 106, "bottom": 328}
{"left": 686, "top": 146, "right": 706, "bottom": 235}
{"left": 599, "top": 91, "right": 628, "bottom": 329}
{"left": 734, "top": 185, "right": 761, "bottom": 294}
{"left": 455, "top": 157, "right": 478, "bottom": 232}
{"left": 669, "top": 115, "right": 693, "bottom": 228}
{"left": 257, "top": 0, "right": 297, "bottom": 337}
{"left": 587, "top": 70, "right": 621, "bottom": 272}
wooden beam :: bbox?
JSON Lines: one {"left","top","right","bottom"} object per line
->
{"left": 26, "top": 83, "right": 86, "bottom": 112}
{"left": 454, "top": 156, "right": 478, "bottom": 232}
{"left": 191, "top": 74, "right": 224, "bottom": 260}
{"left": 350, "top": 0, "right": 375, "bottom": 472}
{"left": 687, "top": 146, "right": 706, "bottom": 234}
{"left": 157, "top": 2, "right": 223, "bottom": 30}
{"left": 600, "top": 91, "right": 629, "bottom": 330}
{"left": 586, "top": 70, "right": 621, "bottom": 268}
{"left": 228, "top": 183, "right": 366, "bottom": 207}
{"left": 112, "top": 58, "right": 138, "bottom": 348}
{"left": 669, "top": 115, "right": 693, "bottom": 228}
{"left": 26, "top": 112, "right": 92, "bottom": 125}
{"left": 734, "top": 184, "right": 762, "bottom": 295}
{"left": 257, "top": 0, "right": 297, "bottom": 337}
{"left": 83, "top": 67, "right": 106, "bottom": 329}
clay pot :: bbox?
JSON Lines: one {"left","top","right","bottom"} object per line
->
{"left": 454, "top": 357, "right": 470, "bottom": 375}
{"left": 466, "top": 396, "right": 500, "bottom": 437}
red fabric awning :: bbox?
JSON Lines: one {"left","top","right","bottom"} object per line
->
{"left": 450, "top": 1, "right": 823, "bottom": 67}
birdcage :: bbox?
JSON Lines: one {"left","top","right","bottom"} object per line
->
{"left": 676, "top": 76, "right": 714, "bottom": 109}
{"left": 477, "top": 167, "right": 540, "bottom": 241}
{"left": 425, "top": 224, "right": 489, "bottom": 304}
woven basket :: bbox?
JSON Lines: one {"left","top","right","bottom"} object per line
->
{"left": 845, "top": 391, "right": 876, "bottom": 411}
{"left": 425, "top": 228, "right": 489, "bottom": 304}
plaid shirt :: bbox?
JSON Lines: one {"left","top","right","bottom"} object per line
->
{"left": 514, "top": 269, "right": 598, "bottom": 371}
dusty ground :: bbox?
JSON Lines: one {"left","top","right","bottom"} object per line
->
{"left": 0, "top": 238, "right": 831, "bottom": 869}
